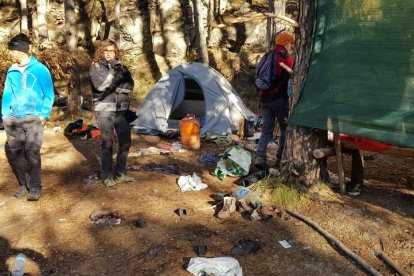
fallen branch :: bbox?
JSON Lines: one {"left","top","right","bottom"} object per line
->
{"left": 374, "top": 251, "right": 411, "bottom": 276}
{"left": 286, "top": 209, "right": 383, "bottom": 276}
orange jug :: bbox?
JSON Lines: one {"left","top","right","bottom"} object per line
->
{"left": 179, "top": 114, "right": 201, "bottom": 150}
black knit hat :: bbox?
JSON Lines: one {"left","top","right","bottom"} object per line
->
{"left": 8, "top": 33, "right": 30, "bottom": 53}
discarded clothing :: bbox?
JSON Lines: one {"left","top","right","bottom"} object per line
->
{"left": 199, "top": 154, "right": 221, "bottom": 165}
{"left": 177, "top": 173, "right": 208, "bottom": 192}
{"left": 90, "top": 210, "right": 121, "bottom": 228}
{"left": 226, "top": 240, "right": 261, "bottom": 256}
{"left": 140, "top": 163, "right": 180, "bottom": 175}
{"left": 187, "top": 257, "right": 243, "bottom": 276}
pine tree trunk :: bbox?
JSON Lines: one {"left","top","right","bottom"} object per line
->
{"left": 193, "top": 0, "right": 209, "bottom": 64}
{"left": 281, "top": 0, "right": 329, "bottom": 186}
{"left": 36, "top": 0, "right": 48, "bottom": 47}
{"left": 20, "top": 0, "right": 28, "bottom": 34}
{"left": 64, "top": 0, "right": 77, "bottom": 51}
{"left": 114, "top": 0, "right": 120, "bottom": 46}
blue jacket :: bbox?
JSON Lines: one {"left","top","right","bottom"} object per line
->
{"left": 2, "top": 56, "right": 54, "bottom": 120}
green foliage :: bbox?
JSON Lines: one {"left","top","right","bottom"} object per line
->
{"left": 251, "top": 176, "right": 310, "bottom": 209}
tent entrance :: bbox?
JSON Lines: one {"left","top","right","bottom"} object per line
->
{"left": 169, "top": 77, "right": 206, "bottom": 120}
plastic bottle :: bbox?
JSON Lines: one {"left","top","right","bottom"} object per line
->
{"left": 233, "top": 187, "right": 262, "bottom": 209}
{"left": 11, "top": 253, "right": 26, "bottom": 276}
{"left": 179, "top": 114, "right": 200, "bottom": 150}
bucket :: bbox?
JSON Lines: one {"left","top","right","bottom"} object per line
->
{"left": 179, "top": 114, "right": 201, "bottom": 150}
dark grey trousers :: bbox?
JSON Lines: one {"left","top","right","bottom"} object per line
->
{"left": 96, "top": 111, "right": 131, "bottom": 180}
{"left": 3, "top": 116, "right": 44, "bottom": 190}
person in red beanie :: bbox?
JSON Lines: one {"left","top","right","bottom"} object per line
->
{"left": 254, "top": 31, "right": 295, "bottom": 169}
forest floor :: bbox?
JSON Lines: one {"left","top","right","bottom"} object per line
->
{"left": 0, "top": 123, "right": 413, "bottom": 276}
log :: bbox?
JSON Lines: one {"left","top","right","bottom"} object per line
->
{"left": 286, "top": 210, "right": 383, "bottom": 276}
{"left": 313, "top": 147, "right": 335, "bottom": 158}
{"left": 374, "top": 251, "right": 411, "bottom": 276}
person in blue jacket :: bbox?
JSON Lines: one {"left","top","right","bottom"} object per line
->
{"left": 2, "top": 33, "right": 54, "bottom": 201}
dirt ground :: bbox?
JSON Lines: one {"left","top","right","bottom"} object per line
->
{"left": 0, "top": 125, "right": 413, "bottom": 276}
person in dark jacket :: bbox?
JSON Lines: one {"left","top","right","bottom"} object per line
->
{"left": 2, "top": 33, "right": 54, "bottom": 200}
{"left": 254, "top": 32, "right": 295, "bottom": 169}
{"left": 89, "top": 40, "right": 135, "bottom": 189}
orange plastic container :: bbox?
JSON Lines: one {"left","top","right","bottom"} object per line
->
{"left": 179, "top": 114, "right": 201, "bottom": 150}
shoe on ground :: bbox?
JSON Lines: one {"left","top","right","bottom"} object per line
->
{"left": 103, "top": 178, "right": 117, "bottom": 189}
{"left": 14, "top": 186, "right": 28, "bottom": 198}
{"left": 347, "top": 189, "right": 361, "bottom": 196}
{"left": 115, "top": 173, "right": 136, "bottom": 183}
{"left": 216, "top": 197, "right": 236, "bottom": 219}
{"left": 254, "top": 156, "right": 267, "bottom": 170}
{"left": 27, "top": 188, "right": 41, "bottom": 201}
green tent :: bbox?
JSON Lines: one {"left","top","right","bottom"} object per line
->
{"left": 289, "top": 0, "right": 414, "bottom": 148}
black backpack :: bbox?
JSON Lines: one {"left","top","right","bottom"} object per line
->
{"left": 255, "top": 50, "right": 287, "bottom": 91}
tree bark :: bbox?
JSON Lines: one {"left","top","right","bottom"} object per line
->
{"left": 20, "top": 0, "right": 28, "bottom": 34}
{"left": 193, "top": 0, "right": 209, "bottom": 64}
{"left": 36, "top": 0, "right": 49, "bottom": 47}
{"left": 64, "top": 0, "right": 77, "bottom": 51}
{"left": 114, "top": 0, "right": 120, "bottom": 46}
{"left": 281, "top": 0, "right": 328, "bottom": 185}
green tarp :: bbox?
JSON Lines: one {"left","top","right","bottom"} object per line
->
{"left": 289, "top": 0, "right": 414, "bottom": 148}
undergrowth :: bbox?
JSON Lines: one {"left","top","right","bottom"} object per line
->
{"left": 250, "top": 176, "right": 332, "bottom": 210}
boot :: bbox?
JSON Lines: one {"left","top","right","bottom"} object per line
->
{"left": 103, "top": 178, "right": 117, "bottom": 189}
{"left": 27, "top": 188, "right": 41, "bottom": 201}
{"left": 115, "top": 173, "right": 136, "bottom": 184}
{"left": 216, "top": 197, "right": 236, "bottom": 219}
{"left": 14, "top": 186, "right": 28, "bottom": 198}
{"left": 254, "top": 156, "right": 267, "bottom": 170}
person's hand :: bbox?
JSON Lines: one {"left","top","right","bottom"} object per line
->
{"left": 39, "top": 117, "right": 47, "bottom": 126}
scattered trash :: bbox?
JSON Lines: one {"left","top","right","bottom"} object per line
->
{"left": 227, "top": 239, "right": 261, "bottom": 256}
{"left": 233, "top": 187, "right": 262, "bottom": 211}
{"left": 199, "top": 154, "right": 221, "bottom": 165}
{"left": 279, "top": 240, "right": 292, "bottom": 249}
{"left": 53, "top": 126, "right": 62, "bottom": 133}
{"left": 11, "top": 253, "right": 26, "bottom": 276}
{"left": 140, "top": 163, "right": 180, "bottom": 175}
{"left": 131, "top": 147, "right": 170, "bottom": 157}
{"left": 132, "top": 219, "right": 146, "bottom": 228}
{"left": 175, "top": 208, "right": 187, "bottom": 217}
{"left": 177, "top": 173, "right": 208, "bottom": 192}
{"left": 213, "top": 146, "right": 252, "bottom": 180}
{"left": 212, "top": 192, "right": 230, "bottom": 202}
{"left": 242, "top": 170, "right": 267, "bottom": 186}
{"left": 186, "top": 257, "right": 242, "bottom": 276}
{"left": 193, "top": 245, "right": 207, "bottom": 256}
{"left": 84, "top": 174, "right": 100, "bottom": 187}
{"left": 90, "top": 210, "right": 121, "bottom": 228}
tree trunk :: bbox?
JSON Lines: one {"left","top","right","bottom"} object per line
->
{"left": 266, "top": 0, "right": 274, "bottom": 50}
{"left": 114, "top": 0, "right": 120, "bottom": 46}
{"left": 36, "top": 0, "right": 49, "bottom": 47}
{"left": 193, "top": 0, "right": 209, "bottom": 64}
{"left": 20, "top": 0, "right": 28, "bottom": 34}
{"left": 281, "top": 0, "right": 329, "bottom": 186}
{"left": 64, "top": 0, "right": 77, "bottom": 51}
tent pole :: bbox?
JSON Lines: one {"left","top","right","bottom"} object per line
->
{"left": 333, "top": 133, "right": 346, "bottom": 194}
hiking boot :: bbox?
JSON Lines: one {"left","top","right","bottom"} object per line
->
{"left": 114, "top": 173, "right": 136, "bottom": 184}
{"left": 216, "top": 197, "right": 236, "bottom": 219}
{"left": 254, "top": 156, "right": 267, "bottom": 170}
{"left": 103, "top": 178, "right": 117, "bottom": 189}
{"left": 27, "top": 188, "right": 41, "bottom": 201}
{"left": 347, "top": 189, "right": 361, "bottom": 196}
{"left": 14, "top": 186, "right": 28, "bottom": 198}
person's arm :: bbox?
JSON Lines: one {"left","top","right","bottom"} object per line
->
{"left": 1, "top": 74, "right": 13, "bottom": 120}
{"left": 39, "top": 66, "right": 55, "bottom": 121}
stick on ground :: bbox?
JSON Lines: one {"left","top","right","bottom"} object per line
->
{"left": 286, "top": 209, "right": 382, "bottom": 276}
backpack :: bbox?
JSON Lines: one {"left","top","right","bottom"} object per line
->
{"left": 255, "top": 51, "right": 286, "bottom": 91}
